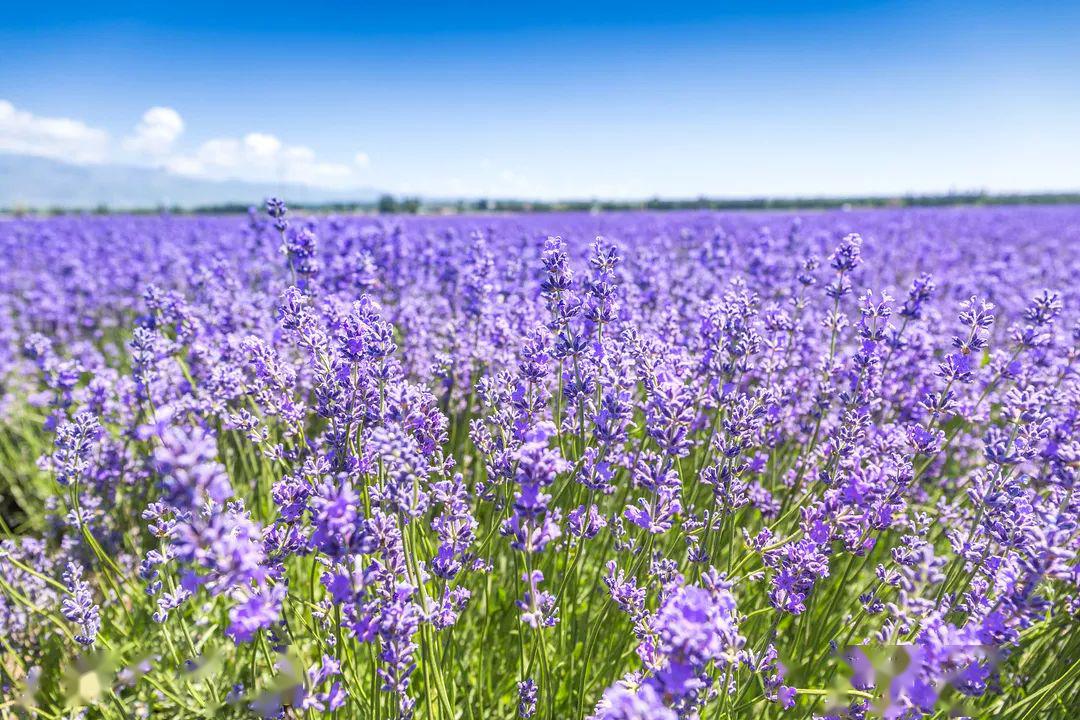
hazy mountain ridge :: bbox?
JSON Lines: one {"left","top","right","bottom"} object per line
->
{"left": 0, "top": 153, "right": 379, "bottom": 209}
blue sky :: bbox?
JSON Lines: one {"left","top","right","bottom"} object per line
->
{"left": 1, "top": 1, "right": 1078, "bottom": 198}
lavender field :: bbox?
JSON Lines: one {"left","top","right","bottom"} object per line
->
{"left": 1, "top": 204, "right": 1078, "bottom": 719}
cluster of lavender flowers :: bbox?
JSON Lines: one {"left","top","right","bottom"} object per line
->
{"left": 0, "top": 203, "right": 1078, "bottom": 719}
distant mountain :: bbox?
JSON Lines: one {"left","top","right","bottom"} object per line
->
{"left": 0, "top": 153, "right": 380, "bottom": 210}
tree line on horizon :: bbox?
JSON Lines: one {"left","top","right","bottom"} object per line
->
{"left": 8, "top": 190, "right": 1080, "bottom": 216}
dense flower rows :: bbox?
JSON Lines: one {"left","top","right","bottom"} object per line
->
{"left": 0, "top": 204, "right": 1078, "bottom": 719}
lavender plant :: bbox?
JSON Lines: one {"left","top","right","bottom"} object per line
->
{"left": 0, "top": 203, "right": 1078, "bottom": 719}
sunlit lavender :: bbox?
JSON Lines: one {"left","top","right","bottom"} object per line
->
{"left": 1, "top": 203, "right": 1078, "bottom": 719}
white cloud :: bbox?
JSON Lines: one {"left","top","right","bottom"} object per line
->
{"left": 195, "top": 138, "right": 241, "bottom": 168}
{"left": 285, "top": 146, "right": 316, "bottom": 163}
{"left": 0, "top": 99, "right": 110, "bottom": 163}
{"left": 354, "top": 152, "right": 370, "bottom": 168}
{"left": 243, "top": 132, "right": 281, "bottom": 158}
{"left": 2, "top": 99, "right": 367, "bottom": 190}
{"left": 166, "top": 132, "right": 359, "bottom": 188}
{"left": 122, "top": 106, "right": 184, "bottom": 156}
